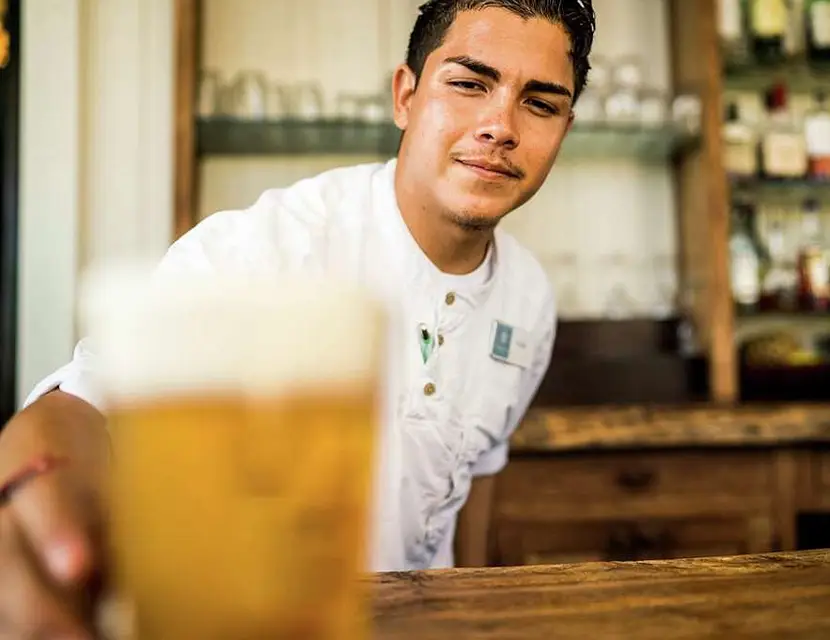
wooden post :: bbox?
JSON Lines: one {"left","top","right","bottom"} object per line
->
{"left": 668, "top": 0, "right": 736, "bottom": 403}
{"left": 173, "top": 0, "right": 200, "bottom": 240}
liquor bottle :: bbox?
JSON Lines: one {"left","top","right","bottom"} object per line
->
{"left": 719, "top": 0, "right": 750, "bottom": 67}
{"left": 759, "top": 216, "right": 798, "bottom": 311}
{"left": 760, "top": 83, "right": 808, "bottom": 179}
{"left": 804, "top": 90, "right": 830, "bottom": 179}
{"left": 723, "top": 102, "right": 759, "bottom": 178}
{"left": 785, "top": 0, "right": 807, "bottom": 61}
{"left": 807, "top": 0, "right": 830, "bottom": 63}
{"left": 730, "top": 203, "right": 762, "bottom": 313}
{"left": 797, "top": 199, "right": 830, "bottom": 310}
{"left": 749, "top": 0, "right": 789, "bottom": 64}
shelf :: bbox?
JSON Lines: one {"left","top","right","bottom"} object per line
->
{"left": 197, "top": 118, "right": 401, "bottom": 156}
{"left": 560, "top": 123, "right": 699, "bottom": 162}
{"left": 736, "top": 310, "right": 830, "bottom": 321}
{"left": 729, "top": 177, "right": 830, "bottom": 204}
{"left": 723, "top": 60, "right": 830, "bottom": 92}
{"left": 196, "top": 118, "right": 699, "bottom": 162}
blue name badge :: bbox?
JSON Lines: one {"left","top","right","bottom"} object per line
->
{"left": 490, "top": 320, "right": 531, "bottom": 368}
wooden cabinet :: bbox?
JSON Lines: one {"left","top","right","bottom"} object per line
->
{"left": 795, "top": 449, "right": 830, "bottom": 512}
{"left": 496, "top": 516, "right": 772, "bottom": 566}
{"left": 491, "top": 450, "right": 791, "bottom": 566}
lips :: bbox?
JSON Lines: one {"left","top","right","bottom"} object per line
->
{"left": 455, "top": 158, "right": 519, "bottom": 179}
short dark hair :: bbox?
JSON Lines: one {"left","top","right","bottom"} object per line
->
{"left": 405, "top": 0, "right": 595, "bottom": 103}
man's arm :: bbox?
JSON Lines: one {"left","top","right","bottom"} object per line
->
{"left": 453, "top": 474, "right": 497, "bottom": 567}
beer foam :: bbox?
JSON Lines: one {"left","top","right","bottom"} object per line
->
{"left": 80, "top": 263, "right": 386, "bottom": 401}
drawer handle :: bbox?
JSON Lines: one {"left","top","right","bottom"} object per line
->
{"left": 616, "top": 469, "right": 655, "bottom": 492}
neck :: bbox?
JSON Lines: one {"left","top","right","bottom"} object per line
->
{"left": 395, "top": 174, "right": 493, "bottom": 276}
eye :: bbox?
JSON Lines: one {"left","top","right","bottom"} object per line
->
{"left": 527, "top": 99, "right": 558, "bottom": 116}
{"left": 449, "top": 80, "right": 486, "bottom": 92}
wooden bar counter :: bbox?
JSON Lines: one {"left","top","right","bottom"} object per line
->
{"left": 370, "top": 550, "right": 830, "bottom": 639}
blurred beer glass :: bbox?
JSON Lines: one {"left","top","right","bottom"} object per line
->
{"left": 82, "top": 267, "right": 385, "bottom": 640}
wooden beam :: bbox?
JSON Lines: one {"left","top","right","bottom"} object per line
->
{"left": 668, "top": 0, "right": 736, "bottom": 403}
{"left": 173, "top": 0, "right": 200, "bottom": 240}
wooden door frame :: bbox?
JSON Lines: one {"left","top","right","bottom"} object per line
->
{"left": 174, "top": 0, "right": 201, "bottom": 239}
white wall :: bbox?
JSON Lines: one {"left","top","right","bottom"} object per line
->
{"left": 17, "top": 0, "right": 174, "bottom": 407}
{"left": 199, "top": 0, "right": 678, "bottom": 320}
{"left": 18, "top": 0, "right": 82, "bottom": 409}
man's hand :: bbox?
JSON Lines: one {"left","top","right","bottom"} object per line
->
{"left": 0, "top": 391, "right": 109, "bottom": 638}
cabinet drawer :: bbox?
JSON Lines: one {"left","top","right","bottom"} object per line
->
{"left": 799, "top": 449, "right": 830, "bottom": 510}
{"left": 494, "top": 515, "right": 774, "bottom": 566}
{"left": 496, "top": 451, "right": 775, "bottom": 522}
{"left": 817, "top": 451, "right": 830, "bottom": 488}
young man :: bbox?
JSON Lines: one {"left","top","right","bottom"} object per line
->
{"left": 0, "top": 0, "right": 594, "bottom": 634}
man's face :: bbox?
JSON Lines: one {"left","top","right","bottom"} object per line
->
{"left": 393, "top": 7, "right": 576, "bottom": 229}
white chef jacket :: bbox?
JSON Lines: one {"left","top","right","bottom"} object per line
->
{"left": 24, "top": 159, "right": 556, "bottom": 571}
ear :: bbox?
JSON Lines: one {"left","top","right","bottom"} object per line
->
{"left": 565, "top": 109, "right": 575, "bottom": 134}
{"left": 392, "top": 63, "right": 417, "bottom": 131}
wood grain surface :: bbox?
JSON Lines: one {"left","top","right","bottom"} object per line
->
{"left": 370, "top": 550, "right": 830, "bottom": 639}
{"left": 513, "top": 404, "right": 830, "bottom": 452}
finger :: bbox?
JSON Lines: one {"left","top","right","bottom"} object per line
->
{"left": 0, "top": 509, "right": 92, "bottom": 639}
{"left": 8, "top": 468, "right": 98, "bottom": 586}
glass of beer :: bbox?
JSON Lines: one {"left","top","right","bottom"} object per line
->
{"left": 82, "top": 267, "right": 386, "bottom": 640}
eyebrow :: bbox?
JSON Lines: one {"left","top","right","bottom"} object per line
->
{"left": 443, "top": 55, "right": 573, "bottom": 99}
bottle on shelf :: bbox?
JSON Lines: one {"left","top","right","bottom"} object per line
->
{"left": 760, "top": 83, "right": 808, "bottom": 179}
{"left": 759, "top": 215, "right": 798, "bottom": 311}
{"left": 785, "top": 0, "right": 808, "bottom": 61}
{"left": 805, "top": 90, "right": 830, "bottom": 179}
{"left": 797, "top": 198, "right": 830, "bottom": 310}
{"left": 749, "top": 0, "right": 789, "bottom": 65}
{"left": 730, "top": 203, "right": 763, "bottom": 313}
{"left": 719, "top": 0, "right": 751, "bottom": 67}
{"left": 807, "top": 0, "right": 830, "bottom": 63}
{"left": 723, "top": 101, "right": 759, "bottom": 178}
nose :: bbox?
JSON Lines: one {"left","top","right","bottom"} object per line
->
{"left": 474, "top": 99, "right": 519, "bottom": 150}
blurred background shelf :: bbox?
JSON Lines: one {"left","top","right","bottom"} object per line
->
{"left": 724, "top": 61, "right": 830, "bottom": 92}
{"left": 730, "top": 177, "right": 830, "bottom": 204}
{"left": 196, "top": 118, "right": 700, "bottom": 162}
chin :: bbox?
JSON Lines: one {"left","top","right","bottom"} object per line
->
{"left": 451, "top": 193, "right": 512, "bottom": 220}
{"left": 443, "top": 197, "right": 511, "bottom": 230}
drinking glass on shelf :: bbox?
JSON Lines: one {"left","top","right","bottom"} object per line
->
{"left": 336, "top": 93, "right": 364, "bottom": 121}
{"left": 226, "top": 71, "right": 268, "bottom": 120}
{"left": 640, "top": 88, "right": 669, "bottom": 128}
{"left": 360, "top": 95, "right": 388, "bottom": 124}
{"left": 605, "top": 57, "right": 645, "bottom": 126}
{"left": 573, "top": 55, "right": 611, "bottom": 125}
{"left": 612, "top": 56, "right": 644, "bottom": 92}
{"left": 672, "top": 94, "right": 702, "bottom": 135}
{"left": 197, "top": 69, "right": 223, "bottom": 119}
{"left": 290, "top": 82, "right": 326, "bottom": 121}
{"left": 266, "top": 83, "right": 291, "bottom": 121}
